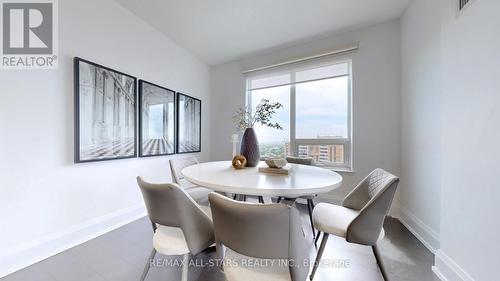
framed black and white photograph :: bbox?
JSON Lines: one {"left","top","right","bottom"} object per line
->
{"left": 138, "top": 80, "right": 176, "bottom": 157}
{"left": 176, "top": 93, "right": 201, "bottom": 153}
{"left": 74, "top": 57, "right": 137, "bottom": 163}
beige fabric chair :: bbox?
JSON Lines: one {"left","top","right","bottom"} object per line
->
{"left": 169, "top": 157, "right": 212, "bottom": 204}
{"left": 209, "top": 192, "right": 310, "bottom": 281}
{"left": 137, "top": 177, "right": 215, "bottom": 281}
{"left": 310, "top": 169, "right": 399, "bottom": 281}
{"left": 285, "top": 156, "right": 314, "bottom": 166}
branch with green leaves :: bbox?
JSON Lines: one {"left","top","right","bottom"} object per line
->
{"left": 232, "top": 99, "right": 283, "bottom": 131}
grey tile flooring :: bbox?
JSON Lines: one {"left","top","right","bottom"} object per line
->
{"left": 1, "top": 203, "right": 439, "bottom": 281}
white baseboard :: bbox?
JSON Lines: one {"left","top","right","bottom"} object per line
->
{"left": 313, "top": 201, "right": 473, "bottom": 281}
{"left": 389, "top": 205, "right": 440, "bottom": 253}
{"left": 317, "top": 198, "right": 440, "bottom": 254}
{"left": 432, "top": 264, "right": 450, "bottom": 281}
{"left": 0, "top": 203, "right": 147, "bottom": 278}
{"left": 433, "top": 250, "right": 475, "bottom": 281}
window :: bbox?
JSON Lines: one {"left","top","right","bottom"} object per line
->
{"left": 246, "top": 60, "right": 352, "bottom": 170}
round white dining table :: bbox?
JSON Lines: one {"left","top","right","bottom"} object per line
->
{"left": 181, "top": 161, "right": 342, "bottom": 198}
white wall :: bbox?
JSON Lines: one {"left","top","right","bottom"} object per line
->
{"left": 210, "top": 20, "right": 402, "bottom": 201}
{"left": 436, "top": 0, "right": 500, "bottom": 280}
{"left": 0, "top": 0, "right": 210, "bottom": 276}
{"left": 399, "top": 0, "right": 441, "bottom": 251}
{"left": 401, "top": 0, "right": 500, "bottom": 280}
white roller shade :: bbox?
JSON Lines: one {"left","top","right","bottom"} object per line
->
{"left": 295, "top": 63, "right": 349, "bottom": 83}
{"left": 247, "top": 61, "right": 350, "bottom": 91}
{"left": 248, "top": 73, "right": 291, "bottom": 91}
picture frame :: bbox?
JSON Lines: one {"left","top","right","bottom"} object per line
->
{"left": 176, "top": 92, "right": 201, "bottom": 154}
{"left": 74, "top": 57, "right": 137, "bottom": 163}
{"left": 138, "top": 80, "right": 176, "bottom": 157}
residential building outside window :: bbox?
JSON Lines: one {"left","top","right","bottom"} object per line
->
{"left": 246, "top": 60, "right": 352, "bottom": 171}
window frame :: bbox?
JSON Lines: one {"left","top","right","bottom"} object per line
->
{"left": 246, "top": 59, "right": 353, "bottom": 172}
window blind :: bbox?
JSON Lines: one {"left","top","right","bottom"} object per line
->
{"left": 247, "top": 62, "right": 350, "bottom": 91}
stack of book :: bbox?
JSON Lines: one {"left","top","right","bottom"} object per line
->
{"left": 258, "top": 164, "right": 292, "bottom": 175}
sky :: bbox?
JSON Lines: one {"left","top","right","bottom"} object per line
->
{"left": 251, "top": 76, "right": 348, "bottom": 143}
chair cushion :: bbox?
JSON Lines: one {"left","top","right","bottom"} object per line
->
{"left": 153, "top": 225, "right": 189, "bottom": 256}
{"left": 223, "top": 248, "right": 291, "bottom": 281}
{"left": 312, "top": 203, "right": 359, "bottom": 238}
{"left": 185, "top": 186, "right": 212, "bottom": 205}
{"left": 178, "top": 178, "right": 199, "bottom": 189}
{"left": 153, "top": 206, "right": 211, "bottom": 256}
{"left": 199, "top": 205, "right": 212, "bottom": 219}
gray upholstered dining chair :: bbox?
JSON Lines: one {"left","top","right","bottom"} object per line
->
{"left": 136, "top": 177, "right": 215, "bottom": 281}
{"left": 309, "top": 168, "right": 399, "bottom": 281}
{"left": 285, "top": 156, "right": 315, "bottom": 166}
{"left": 209, "top": 192, "right": 310, "bottom": 281}
{"left": 169, "top": 157, "right": 212, "bottom": 204}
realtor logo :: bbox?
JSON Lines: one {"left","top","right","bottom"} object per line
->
{"left": 1, "top": 0, "right": 58, "bottom": 69}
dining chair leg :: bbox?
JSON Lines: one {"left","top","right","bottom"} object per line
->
{"left": 243, "top": 195, "right": 247, "bottom": 201}
{"left": 140, "top": 248, "right": 156, "bottom": 281}
{"left": 310, "top": 233, "right": 328, "bottom": 280}
{"left": 258, "top": 196, "right": 264, "bottom": 203}
{"left": 233, "top": 194, "right": 238, "bottom": 200}
{"left": 314, "top": 231, "right": 322, "bottom": 247}
{"left": 276, "top": 197, "right": 282, "bottom": 203}
{"left": 372, "top": 245, "right": 389, "bottom": 281}
{"left": 181, "top": 253, "right": 189, "bottom": 281}
{"left": 307, "top": 199, "right": 316, "bottom": 238}
{"left": 215, "top": 240, "right": 225, "bottom": 267}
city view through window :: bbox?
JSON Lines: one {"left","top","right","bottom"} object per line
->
{"left": 248, "top": 61, "right": 351, "bottom": 168}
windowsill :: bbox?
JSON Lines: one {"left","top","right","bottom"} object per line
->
{"left": 320, "top": 166, "right": 354, "bottom": 173}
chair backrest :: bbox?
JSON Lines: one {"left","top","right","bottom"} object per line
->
{"left": 169, "top": 157, "right": 198, "bottom": 186}
{"left": 285, "top": 156, "right": 314, "bottom": 166}
{"left": 136, "top": 177, "right": 214, "bottom": 255}
{"left": 342, "top": 169, "right": 399, "bottom": 246}
{"left": 208, "top": 193, "right": 309, "bottom": 281}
